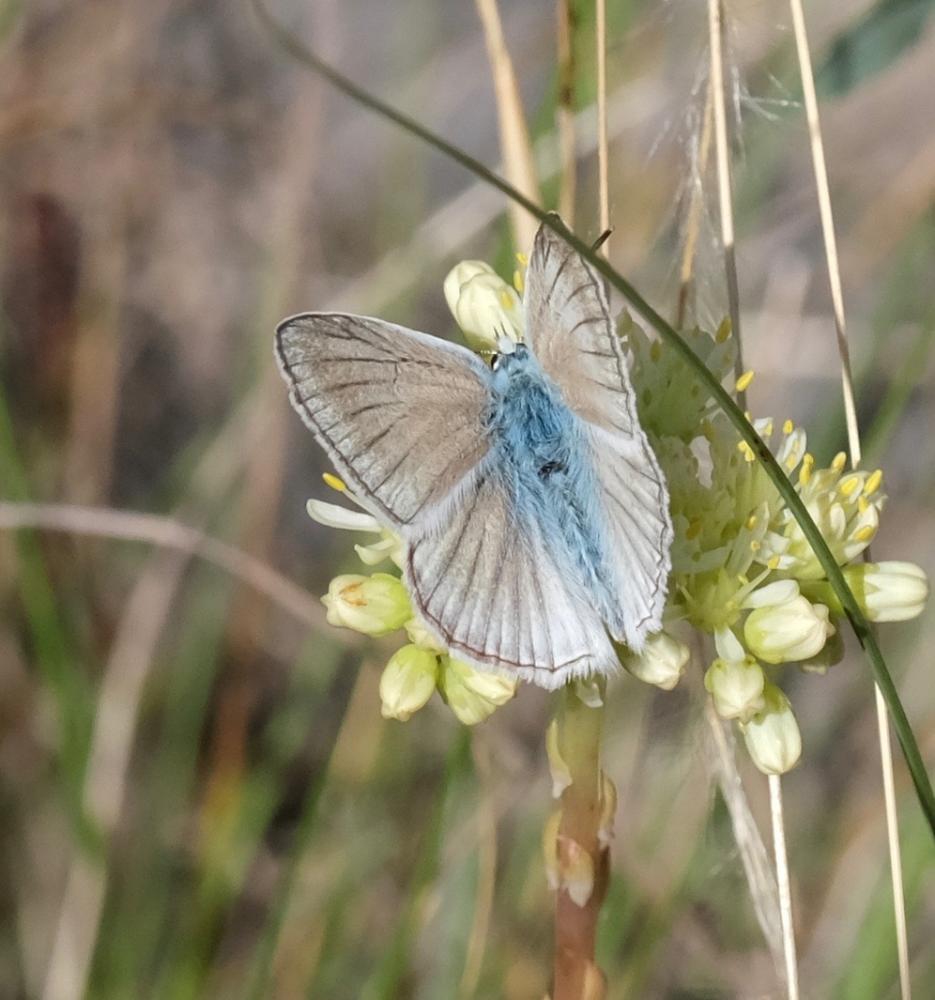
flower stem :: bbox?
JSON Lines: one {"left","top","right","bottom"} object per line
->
{"left": 553, "top": 683, "right": 609, "bottom": 1000}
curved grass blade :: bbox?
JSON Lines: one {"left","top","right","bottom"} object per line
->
{"left": 250, "top": 0, "right": 935, "bottom": 836}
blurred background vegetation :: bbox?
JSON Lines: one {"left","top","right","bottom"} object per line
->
{"left": 0, "top": 1, "right": 933, "bottom": 997}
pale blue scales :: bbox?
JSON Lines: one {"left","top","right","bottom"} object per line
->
{"left": 485, "top": 342, "right": 623, "bottom": 637}
{"left": 275, "top": 218, "right": 673, "bottom": 688}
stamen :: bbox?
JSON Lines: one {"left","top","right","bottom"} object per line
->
{"left": 838, "top": 474, "right": 861, "bottom": 498}
{"left": 323, "top": 472, "right": 347, "bottom": 492}
{"left": 798, "top": 454, "right": 814, "bottom": 486}
{"left": 735, "top": 370, "right": 755, "bottom": 393}
{"left": 865, "top": 469, "right": 883, "bottom": 494}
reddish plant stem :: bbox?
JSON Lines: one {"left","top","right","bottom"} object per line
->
{"left": 553, "top": 685, "right": 609, "bottom": 1000}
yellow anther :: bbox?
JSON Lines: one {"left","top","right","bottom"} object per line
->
{"left": 750, "top": 540, "right": 761, "bottom": 552}
{"left": 515, "top": 252, "right": 528, "bottom": 266}
{"left": 735, "top": 370, "right": 755, "bottom": 393}
{"left": 323, "top": 472, "right": 346, "bottom": 492}
{"left": 762, "top": 419, "right": 774, "bottom": 437}
{"left": 858, "top": 496, "right": 870, "bottom": 513}
{"left": 715, "top": 318, "right": 732, "bottom": 342}
{"left": 838, "top": 474, "right": 861, "bottom": 497}
{"left": 798, "top": 453, "right": 814, "bottom": 486}
{"left": 854, "top": 524, "right": 876, "bottom": 542}
{"left": 746, "top": 514, "right": 758, "bottom": 530}
{"left": 865, "top": 469, "right": 883, "bottom": 494}
{"left": 831, "top": 452, "right": 847, "bottom": 472}
{"left": 768, "top": 555, "right": 781, "bottom": 570}
{"left": 782, "top": 419, "right": 794, "bottom": 435}
{"left": 650, "top": 340, "right": 662, "bottom": 362}
{"left": 512, "top": 269, "right": 525, "bottom": 295}
{"left": 499, "top": 289, "right": 515, "bottom": 310}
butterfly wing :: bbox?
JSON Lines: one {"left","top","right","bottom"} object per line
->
{"left": 276, "top": 313, "right": 491, "bottom": 533}
{"left": 406, "top": 468, "right": 619, "bottom": 688}
{"left": 523, "top": 224, "right": 673, "bottom": 649}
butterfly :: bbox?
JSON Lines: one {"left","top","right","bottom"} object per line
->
{"left": 275, "top": 220, "right": 673, "bottom": 689}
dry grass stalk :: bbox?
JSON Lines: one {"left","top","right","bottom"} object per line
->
{"left": 787, "top": 2, "right": 911, "bottom": 994}
{"left": 676, "top": 77, "right": 714, "bottom": 329}
{"left": 706, "top": 0, "right": 744, "bottom": 387}
{"left": 769, "top": 775, "right": 800, "bottom": 1000}
{"left": 474, "top": 0, "right": 542, "bottom": 250}
{"left": 704, "top": 700, "right": 784, "bottom": 970}
{"left": 42, "top": 549, "right": 189, "bottom": 1000}
{"left": 556, "top": 0, "right": 577, "bottom": 225}
{"left": 595, "top": 0, "right": 609, "bottom": 251}
{"left": 0, "top": 502, "right": 327, "bottom": 631}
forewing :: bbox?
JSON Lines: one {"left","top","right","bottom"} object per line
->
{"left": 406, "top": 469, "right": 619, "bottom": 688}
{"left": 276, "top": 313, "right": 491, "bottom": 533}
{"left": 524, "top": 224, "right": 673, "bottom": 649}
{"left": 523, "top": 223, "right": 641, "bottom": 436}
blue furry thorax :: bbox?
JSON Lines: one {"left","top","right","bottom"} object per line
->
{"left": 484, "top": 344, "right": 612, "bottom": 614}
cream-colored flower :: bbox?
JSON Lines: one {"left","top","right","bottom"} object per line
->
{"left": 379, "top": 645, "right": 439, "bottom": 721}
{"left": 443, "top": 260, "right": 523, "bottom": 352}
{"left": 743, "top": 584, "right": 834, "bottom": 664}
{"left": 321, "top": 573, "right": 411, "bottom": 636}
{"left": 308, "top": 477, "right": 405, "bottom": 569}
{"left": 404, "top": 616, "right": 446, "bottom": 653}
{"left": 844, "top": 561, "right": 929, "bottom": 622}
{"left": 622, "top": 630, "right": 690, "bottom": 690}
{"left": 761, "top": 461, "right": 885, "bottom": 579}
{"left": 438, "top": 655, "right": 516, "bottom": 725}
{"left": 704, "top": 654, "right": 765, "bottom": 722}
{"left": 742, "top": 683, "right": 802, "bottom": 775}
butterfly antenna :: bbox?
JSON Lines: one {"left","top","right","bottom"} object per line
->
{"left": 592, "top": 228, "right": 614, "bottom": 253}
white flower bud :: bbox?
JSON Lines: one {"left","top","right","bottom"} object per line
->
{"left": 742, "top": 684, "right": 802, "bottom": 775}
{"left": 744, "top": 594, "right": 834, "bottom": 664}
{"left": 844, "top": 561, "right": 929, "bottom": 622}
{"left": 799, "top": 627, "right": 844, "bottom": 674}
{"left": 404, "top": 616, "right": 445, "bottom": 653}
{"left": 704, "top": 655, "right": 765, "bottom": 722}
{"left": 438, "top": 655, "right": 516, "bottom": 725}
{"left": 443, "top": 260, "right": 523, "bottom": 352}
{"left": 379, "top": 645, "right": 439, "bottom": 721}
{"left": 623, "top": 630, "right": 690, "bottom": 690}
{"left": 321, "top": 573, "right": 411, "bottom": 636}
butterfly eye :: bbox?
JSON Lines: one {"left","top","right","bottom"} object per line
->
{"left": 490, "top": 353, "right": 501, "bottom": 371}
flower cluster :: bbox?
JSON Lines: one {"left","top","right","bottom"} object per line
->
{"left": 306, "top": 252, "right": 928, "bottom": 760}
{"left": 625, "top": 317, "right": 929, "bottom": 774}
